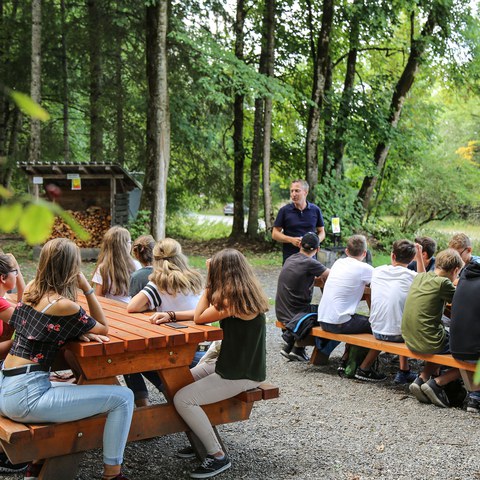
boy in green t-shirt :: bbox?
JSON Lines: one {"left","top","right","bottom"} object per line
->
{"left": 401, "top": 249, "right": 464, "bottom": 408}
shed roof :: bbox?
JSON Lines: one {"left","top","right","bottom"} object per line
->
{"left": 18, "top": 162, "right": 142, "bottom": 190}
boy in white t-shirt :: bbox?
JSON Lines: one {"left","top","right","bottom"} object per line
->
{"left": 369, "top": 240, "right": 424, "bottom": 384}
{"left": 317, "top": 235, "right": 384, "bottom": 381}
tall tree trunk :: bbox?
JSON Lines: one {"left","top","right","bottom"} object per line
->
{"left": 28, "top": 0, "right": 41, "bottom": 164}
{"left": 262, "top": 0, "right": 275, "bottom": 232}
{"left": 330, "top": 0, "right": 361, "bottom": 179}
{"left": 247, "top": 0, "right": 276, "bottom": 237}
{"left": 114, "top": 0, "right": 125, "bottom": 166}
{"left": 2, "top": 108, "right": 21, "bottom": 188}
{"left": 0, "top": 0, "right": 6, "bottom": 161}
{"left": 231, "top": 0, "right": 246, "bottom": 238}
{"left": 305, "top": 0, "right": 334, "bottom": 200}
{"left": 321, "top": 58, "right": 333, "bottom": 180}
{"left": 87, "top": 0, "right": 103, "bottom": 162}
{"left": 358, "top": 10, "right": 437, "bottom": 211}
{"left": 114, "top": 34, "right": 125, "bottom": 166}
{"left": 142, "top": 4, "right": 156, "bottom": 216}
{"left": 263, "top": 94, "right": 274, "bottom": 231}
{"left": 247, "top": 97, "right": 264, "bottom": 237}
{"left": 60, "top": 0, "right": 70, "bottom": 161}
{"left": 143, "top": 1, "right": 170, "bottom": 239}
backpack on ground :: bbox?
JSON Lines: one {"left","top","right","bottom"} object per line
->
{"left": 342, "top": 345, "right": 369, "bottom": 378}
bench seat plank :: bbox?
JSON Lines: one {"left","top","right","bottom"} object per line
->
{"left": 276, "top": 320, "right": 476, "bottom": 372}
{"left": 0, "top": 389, "right": 278, "bottom": 464}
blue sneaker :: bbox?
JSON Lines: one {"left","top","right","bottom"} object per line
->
{"left": 394, "top": 369, "right": 417, "bottom": 385}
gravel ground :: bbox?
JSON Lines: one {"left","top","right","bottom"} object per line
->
{"left": 2, "top": 266, "right": 480, "bottom": 480}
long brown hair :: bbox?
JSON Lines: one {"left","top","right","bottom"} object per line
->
{"left": 132, "top": 235, "right": 155, "bottom": 266}
{"left": 206, "top": 249, "right": 269, "bottom": 317}
{"left": 96, "top": 226, "right": 136, "bottom": 296}
{"left": 25, "top": 238, "right": 81, "bottom": 305}
{"left": 150, "top": 238, "right": 203, "bottom": 296}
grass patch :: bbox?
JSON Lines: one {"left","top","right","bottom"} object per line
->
{"left": 167, "top": 214, "right": 231, "bottom": 241}
{"left": 371, "top": 251, "right": 390, "bottom": 267}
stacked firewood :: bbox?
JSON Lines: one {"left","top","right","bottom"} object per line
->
{"left": 49, "top": 206, "right": 111, "bottom": 247}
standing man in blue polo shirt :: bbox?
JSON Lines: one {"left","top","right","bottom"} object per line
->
{"left": 272, "top": 179, "right": 325, "bottom": 264}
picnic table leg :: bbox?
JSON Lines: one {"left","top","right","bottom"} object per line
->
{"left": 38, "top": 452, "right": 84, "bottom": 480}
{"left": 460, "top": 369, "right": 480, "bottom": 391}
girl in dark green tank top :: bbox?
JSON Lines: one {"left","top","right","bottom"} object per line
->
{"left": 173, "top": 249, "right": 269, "bottom": 479}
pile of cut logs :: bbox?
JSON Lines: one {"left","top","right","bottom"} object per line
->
{"left": 49, "top": 206, "right": 111, "bottom": 248}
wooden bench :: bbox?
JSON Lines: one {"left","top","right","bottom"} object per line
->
{"left": 276, "top": 320, "right": 477, "bottom": 373}
{"left": 0, "top": 383, "right": 279, "bottom": 468}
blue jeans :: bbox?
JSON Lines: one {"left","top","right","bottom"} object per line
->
{"left": 0, "top": 370, "right": 134, "bottom": 465}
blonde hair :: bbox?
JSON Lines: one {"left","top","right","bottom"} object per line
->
{"left": 25, "top": 238, "right": 81, "bottom": 305}
{"left": 448, "top": 233, "right": 471, "bottom": 251}
{"left": 96, "top": 226, "right": 136, "bottom": 296}
{"left": 435, "top": 248, "right": 464, "bottom": 272}
{"left": 206, "top": 249, "right": 269, "bottom": 317}
{"left": 132, "top": 235, "right": 155, "bottom": 266}
{"left": 150, "top": 238, "right": 203, "bottom": 296}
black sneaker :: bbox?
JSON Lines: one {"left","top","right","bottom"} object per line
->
{"left": 288, "top": 346, "right": 309, "bottom": 362}
{"left": 176, "top": 446, "right": 196, "bottom": 459}
{"left": 421, "top": 378, "right": 450, "bottom": 408}
{"left": 337, "top": 359, "right": 347, "bottom": 377}
{"left": 0, "top": 452, "right": 28, "bottom": 473}
{"left": 190, "top": 455, "right": 231, "bottom": 479}
{"left": 280, "top": 344, "right": 293, "bottom": 360}
{"left": 467, "top": 396, "right": 480, "bottom": 413}
{"left": 354, "top": 367, "right": 387, "bottom": 382}
{"left": 409, "top": 376, "right": 431, "bottom": 404}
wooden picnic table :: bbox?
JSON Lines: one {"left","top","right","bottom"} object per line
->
{"left": 0, "top": 295, "right": 278, "bottom": 479}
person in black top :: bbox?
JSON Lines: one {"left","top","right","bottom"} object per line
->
{"left": 450, "top": 260, "right": 480, "bottom": 413}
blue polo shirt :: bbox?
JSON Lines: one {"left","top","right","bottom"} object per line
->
{"left": 408, "top": 257, "right": 435, "bottom": 272}
{"left": 274, "top": 201, "right": 324, "bottom": 262}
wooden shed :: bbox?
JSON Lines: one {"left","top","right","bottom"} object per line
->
{"left": 18, "top": 162, "right": 142, "bottom": 226}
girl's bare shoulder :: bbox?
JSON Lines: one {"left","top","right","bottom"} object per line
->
{"left": 46, "top": 298, "right": 80, "bottom": 316}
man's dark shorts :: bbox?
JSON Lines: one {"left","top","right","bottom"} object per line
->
{"left": 319, "top": 314, "right": 371, "bottom": 334}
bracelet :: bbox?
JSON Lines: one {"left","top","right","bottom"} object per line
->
{"left": 166, "top": 311, "right": 176, "bottom": 322}
{"left": 83, "top": 288, "right": 95, "bottom": 296}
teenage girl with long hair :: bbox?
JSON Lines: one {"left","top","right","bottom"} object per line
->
{"left": 0, "top": 239, "right": 134, "bottom": 480}
{"left": 173, "top": 248, "right": 268, "bottom": 479}
{"left": 126, "top": 238, "right": 203, "bottom": 406}
{"left": 127, "top": 237, "right": 203, "bottom": 323}
{"left": 93, "top": 226, "right": 141, "bottom": 303}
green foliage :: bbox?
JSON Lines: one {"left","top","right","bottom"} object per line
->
{"left": 362, "top": 217, "right": 415, "bottom": 252}
{"left": 475, "top": 361, "right": 480, "bottom": 384}
{"left": 7, "top": 90, "right": 50, "bottom": 121}
{"left": 315, "top": 175, "right": 363, "bottom": 243}
{"left": 127, "top": 210, "right": 151, "bottom": 240}
{"left": 166, "top": 214, "right": 230, "bottom": 241}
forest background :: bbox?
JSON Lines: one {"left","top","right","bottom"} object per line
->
{"left": 0, "top": 0, "right": 479, "bottom": 251}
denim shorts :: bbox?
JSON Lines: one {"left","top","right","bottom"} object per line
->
{"left": 373, "top": 332, "right": 404, "bottom": 343}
